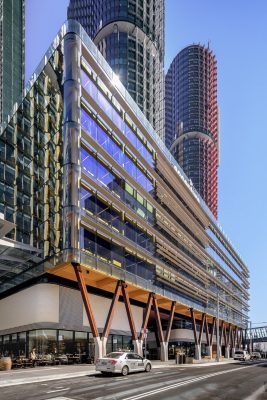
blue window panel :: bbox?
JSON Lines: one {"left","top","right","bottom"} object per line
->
{"left": 81, "top": 70, "right": 98, "bottom": 100}
{"left": 97, "top": 126, "right": 109, "bottom": 149}
{"left": 125, "top": 124, "right": 137, "bottom": 148}
{"left": 81, "top": 148, "right": 97, "bottom": 177}
{"left": 97, "top": 90, "right": 113, "bottom": 121}
{"left": 124, "top": 155, "right": 137, "bottom": 179}
{"left": 112, "top": 108, "right": 125, "bottom": 133}
{"left": 81, "top": 109, "right": 97, "bottom": 140}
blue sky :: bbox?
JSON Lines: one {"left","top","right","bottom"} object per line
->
{"left": 26, "top": 0, "right": 267, "bottom": 324}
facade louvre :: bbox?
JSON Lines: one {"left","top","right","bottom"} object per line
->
{"left": 67, "top": 0, "right": 165, "bottom": 141}
{"left": 0, "top": 22, "right": 248, "bottom": 362}
{"left": 165, "top": 45, "right": 219, "bottom": 219}
{"left": 0, "top": 0, "right": 25, "bottom": 124}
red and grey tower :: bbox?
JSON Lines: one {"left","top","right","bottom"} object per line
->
{"left": 165, "top": 44, "right": 219, "bottom": 219}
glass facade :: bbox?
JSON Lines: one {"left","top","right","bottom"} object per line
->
{"left": 0, "top": 48, "right": 63, "bottom": 249}
{"left": 0, "top": 329, "right": 133, "bottom": 361}
{"left": 0, "top": 21, "right": 249, "bottom": 338}
{"left": 68, "top": 0, "right": 165, "bottom": 140}
{"left": 0, "top": 0, "right": 25, "bottom": 123}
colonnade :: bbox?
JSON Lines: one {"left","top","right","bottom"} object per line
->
{"left": 73, "top": 263, "right": 243, "bottom": 361}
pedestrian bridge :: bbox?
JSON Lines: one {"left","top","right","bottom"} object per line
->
{"left": 244, "top": 326, "right": 267, "bottom": 343}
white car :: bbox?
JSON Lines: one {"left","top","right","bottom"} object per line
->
{"left": 95, "top": 352, "right": 152, "bottom": 376}
{"left": 250, "top": 352, "right": 261, "bottom": 360}
{"left": 234, "top": 350, "right": 250, "bottom": 361}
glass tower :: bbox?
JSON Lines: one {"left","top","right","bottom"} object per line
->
{"left": 0, "top": 0, "right": 25, "bottom": 124}
{"left": 165, "top": 45, "right": 219, "bottom": 219}
{"left": 0, "top": 21, "right": 249, "bottom": 362}
{"left": 67, "top": 0, "right": 165, "bottom": 140}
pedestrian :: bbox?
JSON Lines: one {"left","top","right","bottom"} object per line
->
{"left": 30, "top": 348, "right": 37, "bottom": 367}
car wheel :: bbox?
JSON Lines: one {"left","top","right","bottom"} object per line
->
{"left": 121, "top": 366, "right": 129, "bottom": 376}
{"left": 145, "top": 363, "right": 151, "bottom": 372}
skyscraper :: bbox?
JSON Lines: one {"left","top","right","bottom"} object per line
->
{"left": 68, "top": 0, "right": 165, "bottom": 140}
{"left": 0, "top": 0, "right": 25, "bottom": 124}
{"left": 165, "top": 44, "right": 219, "bottom": 219}
{"left": 0, "top": 21, "right": 249, "bottom": 363}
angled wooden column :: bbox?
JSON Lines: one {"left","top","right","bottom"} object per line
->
{"left": 224, "top": 324, "right": 232, "bottom": 358}
{"left": 224, "top": 324, "right": 231, "bottom": 348}
{"left": 232, "top": 326, "right": 237, "bottom": 348}
{"left": 220, "top": 321, "right": 225, "bottom": 347}
{"left": 139, "top": 293, "right": 153, "bottom": 341}
{"left": 165, "top": 301, "right": 176, "bottom": 343}
{"left": 190, "top": 309, "right": 204, "bottom": 360}
{"left": 190, "top": 308, "right": 198, "bottom": 345}
{"left": 152, "top": 295, "right": 164, "bottom": 343}
{"left": 198, "top": 313, "right": 206, "bottom": 345}
{"left": 238, "top": 328, "right": 243, "bottom": 348}
{"left": 102, "top": 281, "right": 122, "bottom": 338}
{"left": 228, "top": 325, "right": 233, "bottom": 347}
{"left": 72, "top": 263, "right": 99, "bottom": 338}
{"left": 121, "top": 283, "right": 138, "bottom": 340}
{"left": 205, "top": 315, "right": 211, "bottom": 347}
{"left": 210, "top": 317, "right": 216, "bottom": 345}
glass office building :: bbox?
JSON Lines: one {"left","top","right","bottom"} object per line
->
{"left": 68, "top": 0, "right": 165, "bottom": 141}
{"left": 0, "top": 22, "right": 249, "bottom": 362}
{"left": 166, "top": 45, "right": 219, "bottom": 219}
{"left": 0, "top": 0, "right": 25, "bottom": 124}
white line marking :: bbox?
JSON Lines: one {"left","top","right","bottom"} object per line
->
{"left": 153, "top": 372, "right": 163, "bottom": 374}
{"left": 243, "top": 385, "right": 266, "bottom": 400}
{"left": 46, "top": 388, "right": 70, "bottom": 394}
{"left": 122, "top": 365, "right": 257, "bottom": 400}
{"left": 45, "top": 398, "right": 74, "bottom": 400}
{"left": 0, "top": 371, "right": 97, "bottom": 387}
{"left": 115, "top": 377, "right": 129, "bottom": 380}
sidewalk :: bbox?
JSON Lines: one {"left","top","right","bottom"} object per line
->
{"left": 0, "top": 359, "right": 238, "bottom": 388}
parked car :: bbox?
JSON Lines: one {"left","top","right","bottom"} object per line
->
{"left": 233, "top": 350, "right": 250, "bottom": 361}
{"left": 95, "top": 352, "right": 152, "bottom": 376}
{"left": 250, "top": 352, "right": 261, "bottom": 360}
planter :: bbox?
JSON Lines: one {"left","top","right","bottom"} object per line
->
{"left": 0, "top": 357, "right": 12, "bottom": 371}
{"left": 185, "top": 356, "right": 194, "bottom": 364}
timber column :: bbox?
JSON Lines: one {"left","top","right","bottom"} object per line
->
{"left": 62, "top": 31, "right": 82, "bottom": 264}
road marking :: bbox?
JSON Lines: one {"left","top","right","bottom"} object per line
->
{"left": 46, "top": 388, "right": 70, "bottom": 394}
{"left": 243, "top": 385, "right": 266, "bottom": 400}
{"left": 153, "top": 372, "right": 163, "bottom": 374}
{"left": 115, "top": 377, "right": 129, "bottom": 380}
{"left": 45, "top": 398, "right": 74, "bottom": 400}
{"left": 121, "top": 365, "right": 257, "bottom": 400}
{"left": 0, "top": 371, "right": 97, "bottom": 387}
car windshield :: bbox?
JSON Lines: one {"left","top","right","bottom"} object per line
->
{"left": 106, "top": 352, "right": 124, "bottom": 359}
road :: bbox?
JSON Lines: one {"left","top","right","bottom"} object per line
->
{"left": 1, "top": 361, "right": 267, "bottom": 400}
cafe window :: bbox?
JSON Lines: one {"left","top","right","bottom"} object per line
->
{"left": 29, "top": 330, "right": 57, "bottom": 355}
{"left": 58, "top": 330, "right": 74, "bottom": 355}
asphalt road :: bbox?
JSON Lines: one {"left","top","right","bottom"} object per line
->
{"left": 2, "top": 361, "right": 267, "bottom": 400}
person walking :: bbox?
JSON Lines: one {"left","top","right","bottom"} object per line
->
{"left": 30, "top": 348, "right": 37, "bottom": 367}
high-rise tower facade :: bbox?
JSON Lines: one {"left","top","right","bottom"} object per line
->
{"left": 165, "top": 45, "right": 219, "bottom": 219}
{"left": 68, "top": 0, "right": 165, "bottom": 140}
{"left": 0, "top": 0, "right": 25, "bottom": 124}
